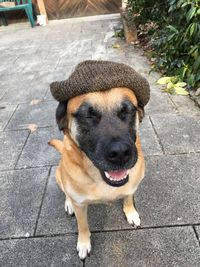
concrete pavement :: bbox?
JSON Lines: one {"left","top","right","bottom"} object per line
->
{"left": 0, "top": 14, "right": 200, "bottom": 266}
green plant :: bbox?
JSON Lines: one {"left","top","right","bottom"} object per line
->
{"left": 127, "top": 0, "right": 200, "bottom": 89}
{"left": 127, "top": 0, "right": 168, "bottom": 26}
{"left": 153, "top": 0, "right": 200, "bottom": 88}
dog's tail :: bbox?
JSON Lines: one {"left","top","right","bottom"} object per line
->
{"left": 48, "top": 139, "right": 65, "bottom": 154}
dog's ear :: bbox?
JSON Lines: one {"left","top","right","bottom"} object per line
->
{"left": 137, "top": 106, "right": 145, "bottom": 123}
{"left": 56, "top": 101, "right": 68, "bottom": 131}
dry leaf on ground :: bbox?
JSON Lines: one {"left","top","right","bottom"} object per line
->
{"left": 30, "top": 99, "right": 42, "bottom": 105}
{"left": 28, "top": 124, "right": 38, "bottom": 133}
{"left": 112, "top": 43, "right": 121, "bottom": 49}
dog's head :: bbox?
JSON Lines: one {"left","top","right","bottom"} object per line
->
{"left": 56, "top": 87, "right": 144, "bottom": 187}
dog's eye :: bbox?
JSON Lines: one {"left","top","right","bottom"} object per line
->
{"left": 86, "top": 107, "right": 101, "bottom": 123}
{"left": 118, "top": 103, "right": 136, "bottom": 121}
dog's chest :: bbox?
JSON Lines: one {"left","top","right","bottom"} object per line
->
{"left": 68, "top": 181, "right": 138, "bottom": 205}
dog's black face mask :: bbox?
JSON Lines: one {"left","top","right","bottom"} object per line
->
{"left": 70, "top": 98, "right": 138, "bottom": 187}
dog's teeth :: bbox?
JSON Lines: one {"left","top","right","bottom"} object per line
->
{"left": 105, "top": 171, "right": 110, "bottom": 179}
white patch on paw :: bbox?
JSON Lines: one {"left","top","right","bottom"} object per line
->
{"left": 77, "top": 240, "right": 91, "bottom": 260}
{"left": 126, "top": 210, "right": 141, "bottom": 227}
{"left": 64, "top": 198, "right": 74, "bottom": 215}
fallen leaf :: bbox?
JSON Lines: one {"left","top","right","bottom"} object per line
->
{"left": 174, "top": 87, "right": 189, "bottom": 95}
{"left": 167, "top": 82, "right": 174, "bottom": 89}
{"left": 28, "top": 124, "right": 38, "bottom": 133}
{"left": 30, "top": 99, "right": 42, "bottom": 105}
{"left": 157, "top": 76, "right": 172, "bottom": 85}
{"left": 175, "top": 82, "right": 187, "bottom": 87}
{"left": 163, "top": 87, "right": 175, "bottom": 94}
{"left": 112, "top": 43, "right": 121, "bottom": 49}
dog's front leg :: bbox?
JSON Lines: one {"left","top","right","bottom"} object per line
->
{"left": 123, "top": 195, "right": 141, "bottom": 227}
{"left": 72, "top": 201, "right": 91, "bottom": 260}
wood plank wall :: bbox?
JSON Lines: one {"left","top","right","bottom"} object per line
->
{"left": 33, "top": 0, "right": 122, "bottom": 20}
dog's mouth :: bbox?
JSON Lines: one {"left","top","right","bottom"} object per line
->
{"left": 101, "top": 169, "right": 129, "bottom": 187}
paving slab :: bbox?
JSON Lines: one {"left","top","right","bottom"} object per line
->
{"left": 1, "top": 80, "right": 48, "bottom": 104}
{"left": 168, "top": 94, "right": 200, "bottom": 114}
{"left": 0, "top": 103, "right": 16, "bottom": 130}
{"left": 0, "top": 52, "right": 19, "bottom": 73}
{"left": 13, "top": 52, "right": 59, "bottom": 73}
{"left": 0, "top": 236, "right": 82, "bottom": 267}
{"left": 151, "top": 114, "right": 200, "bottom": 154}
{"left": 145, "top": 88, "right": 176, "bottom": 115}
{"left": 1, "top": 72, "right": 35, "bottom": 87}
{"left": 140, "top": 116, "right": 163, "bottom": 156}
{"left": 86, "top": 227, "right": 200, "bottom": 267}
{"left": 16, "top": 127, "right": 62, "bottom": 168}
{"left": 136, "top": 153, "right": 200, "bottom": 226}
{"left": 36, "top": 153, "right": 200, "bottom": 236}
{"left": 34, "top": 67, "right": 70, "bottom": 84}
{"left": 0, "top": 130, "right": 29, "bottom": 171}
{"left": 36, "top": 168, "right": 130, "bottom": 236}
{"left": 36, "top": 167, "right": 77, "bottom": 235}
{"left": 56, "top": 56, "right": 84, "bottom": 71}
{"left": 6, "top": 101, "right": 57, "bottom": 130}
{"left": 0, "top": 167, "right": 49, "bottom": 238}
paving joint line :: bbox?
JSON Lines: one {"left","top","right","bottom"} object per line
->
{"left": 33, "top": 167, "right": 52, "bottom": 236}
{"left": 2, "top": 103, "right": 19, "bottom": 131}
{"left": 149, "top": 116, "right": 165, "bottom": 154}
{"left": 13, "top": 55, "right": 21, "bottom": 64}
{"left": 0, "top": 164, "right": 56, "bottom": 173}
{"left": 13, "top": 130, "right": 31, "bottom": 169}
{"left": 89, "top": 223, "right": 200, "bottom": 234}
{"left": 167, "top": 93, "right": 179, "bottom": 111}
{"left": 0, "top": 232, "right": 78, "bottom": 242}
{"left": 4, "top": 124, "right": 57, "bottom": 132}
{"left": 192, "top": 226, "right": 200, "bottom": 247}
{"left": 1, "top": 223, "right": 200, "bottom": 242}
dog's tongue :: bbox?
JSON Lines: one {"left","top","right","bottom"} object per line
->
{"left": 107, "top": 170, "right": 127, "bottom": 180}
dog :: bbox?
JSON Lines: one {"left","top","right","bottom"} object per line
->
{"left": 49, "top": 86, "right": 146, "bottom": 260}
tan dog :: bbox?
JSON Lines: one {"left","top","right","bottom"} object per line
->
{"left": 49, "top": 87, "right": 145, "bottom": 260}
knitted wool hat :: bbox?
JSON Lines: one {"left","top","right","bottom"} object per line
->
{"left": 50, "top": 60, "right": 150, "bottom": 107}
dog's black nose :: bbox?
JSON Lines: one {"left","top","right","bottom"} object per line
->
{"left": 106, "top": 141, "right": 132, "bottom": 165}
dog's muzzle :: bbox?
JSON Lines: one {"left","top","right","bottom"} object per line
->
{"left": 99, "top": 140, "right": 137, "bottom": 187}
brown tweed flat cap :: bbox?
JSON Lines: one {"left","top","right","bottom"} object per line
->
{"left": 50, "top": 60, "right": 150, "bottom": 107}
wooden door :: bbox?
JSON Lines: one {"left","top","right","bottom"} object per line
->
{"left": 41, "top": 0, "right": 122, "bottom": 20}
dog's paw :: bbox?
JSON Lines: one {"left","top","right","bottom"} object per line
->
{"left": 77, "top": 240, "right": 91, "bottom": 260}
{"left": 125, "top": 210, "right": 141, "bottom": 227}
{"left": 64, "top": 198, "right": 74, "bottom": 216}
